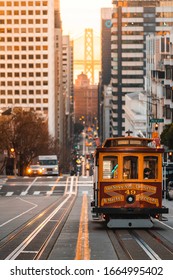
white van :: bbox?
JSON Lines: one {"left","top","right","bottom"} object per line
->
{"left": 38, "top": 155, "right": 59, "bottom": 176}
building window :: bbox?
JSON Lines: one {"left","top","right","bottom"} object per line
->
{"left": 166, "top": 87, "right": 171, "bottom": 99}
{"left": 22, "top": 81, "right": 27, "bottom": 86}
{"left": 8, "top": 99, "right": 13, "bottom": 104}
{"left": 166, "top": 66, "right": 171, "bottom": 80}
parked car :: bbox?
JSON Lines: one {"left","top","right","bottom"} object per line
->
{"left": 26, "top": 165, "right": 43, "bottom": 176}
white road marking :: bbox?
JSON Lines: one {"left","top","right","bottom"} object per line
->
{"left": 0, "top": 198, "right": 38, "bottom": 227}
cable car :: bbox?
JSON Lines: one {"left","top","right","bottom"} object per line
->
{"left": 91, "top": 133, "right": 169, "bottom": 228}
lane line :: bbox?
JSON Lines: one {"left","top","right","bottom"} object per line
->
{"left": 5, "top": 194, "right": 72, "bottom": 259}
{"left": 75, "top": 193, "right": 90, "bottom": 260}
{"left": 21, "top": 177, "right": 38, "bottom": 195}
{"left": 0, "top": 198, "right": 38, "bottom": 227}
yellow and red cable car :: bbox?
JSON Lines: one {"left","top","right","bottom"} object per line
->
{"left": 91, "top": 134, "right": 168, "bottom": 228}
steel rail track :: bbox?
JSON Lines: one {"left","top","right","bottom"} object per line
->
{"left": 108, "top": 228, "right": 173, "bottom": 260}
{"left": 0, "top": 176, "right": 78, "bottom": 260}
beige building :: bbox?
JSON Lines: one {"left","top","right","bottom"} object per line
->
{"left": 0, "top": 0, "right": 61, "bottom": 138}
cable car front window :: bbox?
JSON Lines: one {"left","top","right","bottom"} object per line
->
{"left": 143, "top": 156, "right": 158, "bottom": 179}
{"left": 103, "top": 156, "right": 118, "bottom": 179}
{"left": 123, "top": 156, "right": 138, "bottom": 179}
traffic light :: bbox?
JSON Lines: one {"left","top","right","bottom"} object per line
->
{"left": 155, "top": 123, "right": 158, "bottom": 131}
{"left": 10, "top": 148, "right": 15, "bottom": 158}
{"left": 168, "top": 151, "right": 173, "bottom": 162}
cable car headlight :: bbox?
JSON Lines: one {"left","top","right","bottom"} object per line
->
{"left": 126, "top": 195, "right": 135, "bottom": 204}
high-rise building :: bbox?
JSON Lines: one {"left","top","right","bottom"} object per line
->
{"left": 0, "top": 0, "right": 61, "bottom": 138}
{"left": 61, "top": 35, "right": 74, "bottom": 171}
{"left": 99, "top": 8, "right": 112, "bottom": 141}
{"left": 111, "top": 0, "right": 173, "bottom": 136}
{"left": 101, "top": 8, "right": 112, "bottom": 86}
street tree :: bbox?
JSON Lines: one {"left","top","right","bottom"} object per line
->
{"left": 160, "top": 123, "right": 173, "bottom": 150}
{"left": 0, "top": 108, "right": 58, "bottom": 175}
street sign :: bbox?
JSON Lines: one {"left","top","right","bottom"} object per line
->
{"left": 150, "top": 118, "right": 164, "bottom": 123}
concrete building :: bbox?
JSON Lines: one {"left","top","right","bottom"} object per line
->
{"left": 124, "top": 92, "right": 147, "bottom": 137}
{"left": 61, "top": 35, "right": 74, "bottom": 171}
{"left": 146, "top": 30, "right": 173, "bottom": 137}
{"left": 103, "top": 85, "right": 112, "bottom": 139}
{"left": 99, "top": 8, "right": 112, "bottom": 141}
{"left": 111, "top": 0, "right": 173, "bottom": 137}
{"left": 0, "top": 0, "right": 61, "bottom": 139}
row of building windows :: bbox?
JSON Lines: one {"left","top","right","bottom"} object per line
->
{"left": 0, "top": 63, "right": 48, "bottom": 68}
{"left": 0, "top": 90, "right": 48, "bottom": 95}
{"left": 0, "top": 99, "right": 48, "bottom": 104}
{"left": 0, "top": 54, "right": 48, "bottom": 60}
{"left": 0, "top": 37, "right": 48, "bottom": 43}
{"left": 0, "top": 72, "right": 48, "bottom": 78}
{"left": 0, "top": 45, "right": 48, "bottom": 51}
{"left": 0, "top": 81, "right": 48, "bottom": 86}
{"left": 112, "top": 12, "right": 173, "bottom": 18}
{"left": 0, "top": 28, "right": 48, "bottom": 33}
{"left": 0, "top": 10, "right": 48, "bottom": 15}
{"left": 0, "top": 19, "right": 48, "bottom": 24}
{"left": 0, "top": 1, "right": 48, "bottom": 6}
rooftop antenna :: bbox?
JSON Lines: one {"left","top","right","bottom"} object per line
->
{"left": 125, "top": 129, "right": 133, "bottom": 136}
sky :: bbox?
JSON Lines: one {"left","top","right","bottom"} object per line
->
{"left": 60, "top": 0, "right": 112, "bottom": 38}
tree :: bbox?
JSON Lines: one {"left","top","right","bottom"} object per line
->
{"left": 74, "top": 123, "right": 84, "bottom": 135}
{"left": 160, "top": 123, "right": 173, "bottom": 149}
{"left": 0, "top": 108, "right": 58, "bottom": 175}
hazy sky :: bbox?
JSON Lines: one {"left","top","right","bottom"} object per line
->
{"left": 60, "top": 0, "right": 112, "bottom": 38}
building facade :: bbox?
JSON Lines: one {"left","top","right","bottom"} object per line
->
{"left": 0, "top": 0, "right": 60, "bottom": 138}
{"left": 111, "top": 0, "right": 173, "bottom": 136}
{"left": 146, "top": 30, "right": 173, "bottom": 137}
{"left": 61, "top": 35, "right": 74, "bottom": 171}
{"left": 99, "top": 8, "right": 112, "bottom": 141}
{"left": 74, "top": 73, "right": 98, "bottom": 127}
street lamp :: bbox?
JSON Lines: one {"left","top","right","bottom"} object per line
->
{"left": 10, "top": 147, "right": 17, "bottom": 176}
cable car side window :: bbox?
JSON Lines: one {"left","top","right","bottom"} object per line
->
{"left": 123, "top": 156, "right": 138, "bottom": 179}
{"left": 103, "top": 156, "right": 118, "bottom": 179}
{"left": 143, "top": 156, "right": 158, "bottom": 179}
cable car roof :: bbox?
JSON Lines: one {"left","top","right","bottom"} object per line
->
{"left": 102, "top": 136, "right": 154, "bottom": 148}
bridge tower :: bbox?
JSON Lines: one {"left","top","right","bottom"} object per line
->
{"left": 84, "top": 28, "right": 94, "bottom": 84}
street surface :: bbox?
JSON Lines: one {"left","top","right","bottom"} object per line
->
{"left": 0, "top": 175, "right": 173, "bottom": 260}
